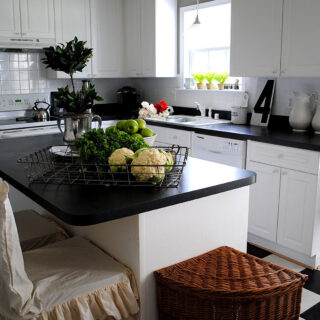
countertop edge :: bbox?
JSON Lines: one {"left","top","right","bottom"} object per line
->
{"left": 2, "top": 167, "right": 256, "bottom": 226}
{"left": 146, "top": 120, "right": 320, "bottom": 152}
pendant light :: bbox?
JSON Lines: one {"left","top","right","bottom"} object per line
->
{"left": 191, "top": 0, "right": 201, "bottom": 29}
{"left": 188, "top": 0, "right": 203, "bottom": 49}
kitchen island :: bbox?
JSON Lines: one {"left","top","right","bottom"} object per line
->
{"left": 0, "top": 134, "right": 256, "bottom": 320}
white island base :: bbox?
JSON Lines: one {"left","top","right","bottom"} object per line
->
{"left": 64, "top": 186, "right": 250, "bottom": 320}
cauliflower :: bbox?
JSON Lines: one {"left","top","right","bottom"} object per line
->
{"left": 131, "top": 148, "right": 167, "bottom": 182}
{"left": 108, "top": 148, "right": 134, "bottom": 172}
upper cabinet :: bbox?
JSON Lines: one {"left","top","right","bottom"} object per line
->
{"left": 230, "top": 0, "right": 283, "bottom": 77}
{"left": 53, "top": 0, "right": 92, "bottom": 78}
{"left": 124, "top": 0, "right": 177, "bottom": 77}
{"left": 230, "top": 0, "right": 320, "bottom": 77}
{"left": 0, "top": 0, "right": 55, "bottom": 47}
{"left": 91, "top": 0, "right": 125, "bottom": 78}
{"left": 0, "top": 0, "right": 21, "bottom": 38}
{"left": 20, "top": 0, "right": 55, "bottom": 39}
{"left": 281, "top": 0, "right": 320, "bottom": 77}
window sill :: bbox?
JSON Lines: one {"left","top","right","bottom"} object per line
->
{"left": 175, "top": 88, "right": 245, "bottom": 93}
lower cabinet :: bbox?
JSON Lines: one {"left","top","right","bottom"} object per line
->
{"left": 246, "top": 161, "right": 280, "bottom": 242}
{"left": 147, "top": 125, "right": 192, "bottom": 149}
{"left": 247, "top": 140, "right": 320, "bottom": 267}
{"left": 277, "top": 169, "right": 317, "bottom": 255}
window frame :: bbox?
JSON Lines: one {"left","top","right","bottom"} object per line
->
{"left": 179, "top": 0, "right": 232, "bottom": 89}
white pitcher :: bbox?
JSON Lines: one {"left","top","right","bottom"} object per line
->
{"left": 289, "top": 92, "right": 313, "bottom": 132}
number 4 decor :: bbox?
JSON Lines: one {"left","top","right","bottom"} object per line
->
{"left": 250, "top": 80, "right": 276, "bottom": 127}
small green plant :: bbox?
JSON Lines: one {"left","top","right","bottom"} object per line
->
{"left": 205, "top": 72, "right": 216, "bottom": 84}
{"left": 42, "top": 36, "right": 103, "bottom": 114}
{"left": 214, "top": 72, "right": 229, "bottom": 84}
{"left": 192, "top": 72, "right": 206, "bottom": 84}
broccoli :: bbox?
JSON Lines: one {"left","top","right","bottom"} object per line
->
{"left": 75, "top": 127, "right": 149, "bottom": 165}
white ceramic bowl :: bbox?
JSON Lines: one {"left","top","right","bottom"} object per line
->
{"left": 143, "top": 134, "right": 157, "bottom": 146}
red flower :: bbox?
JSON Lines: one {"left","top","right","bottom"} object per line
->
{"left": 154, "top": 100, "right": 168, "bottom": 114}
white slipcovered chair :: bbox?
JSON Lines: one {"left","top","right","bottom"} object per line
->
{"left": 0, "top": 181, "right": 140, "bottom": 320}
{"left": 14, "top": 209, "right": 69, "bottom": 251}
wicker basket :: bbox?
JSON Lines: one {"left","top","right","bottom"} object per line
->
{"left": 154, "top": 246, "right": 308, "bottom": 320}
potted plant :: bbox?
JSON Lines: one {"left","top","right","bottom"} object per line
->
{"left": 205, "top": 72, "right": 216, "bottom": 90}
{"left": 214, "top": 72, "right": 229, "bottom": 90}
{"left": 42, "top": 37, "right": 103, "bottom": 144}
{"left": 192, "top": 72, "right": 206, "bottom": 90}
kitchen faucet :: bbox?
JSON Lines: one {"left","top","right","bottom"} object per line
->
{"left": 194, "top": 102, "right": 204, "bottom": 116}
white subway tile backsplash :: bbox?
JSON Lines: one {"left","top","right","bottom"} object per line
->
{"left": 0, "top": 52, "right": 50, "bottom": 95}
{"left": 19, "top": 71, "right": 29, "bottom": 81}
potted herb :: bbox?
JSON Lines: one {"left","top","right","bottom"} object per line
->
{"left": 192, "top": 72, "right": 206, "bottom": 90}
{"left": 214, "top": 72, "right": 229, "bottom": 90}
{"left": 42, "top": 37, "right": 103, "bottom": 144}
{"left": 205, "top": 72, "right": 216, "bottom": 90}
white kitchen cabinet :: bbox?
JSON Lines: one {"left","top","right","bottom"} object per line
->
{"left": 91, "top": 0, "right": 125, "bottom": 78}
{"left": 281, "top": 0, "right": 320, "bottom": 77}
{"left": 124, "top": 0, "right": 141, "bottom": 77}
{"left": 247, "top": 140, "right": 320, "bottom": 267}
{"left": 123, "top": 0, "right": 177, "bottom": 77}
{"left": 231, "top": 0, "right": 320, "bottom": 77}
{"left": 147, "top": 125, "right": 192, "bottom": 148}
{"left": 0, "top": 0, "right": 20, "bottom": 38}
{"left": 277, "top": 169, "right": 318, "bottom": 255}
{"left": 230, "top": 0, "right": 283, "bottom": 77}
{"left": 52, "top": 0, "right": 92, "bottom": 79}
{"left": 0, "top": 0, "right": 55, "bottom": 47}
{"left": 20, "top": 0, "right": 55, "bottom": 39}
{"left": 246, "top": 161, "right": 280, "bottom": 242}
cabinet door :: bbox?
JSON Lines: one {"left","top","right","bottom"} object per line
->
{"left": 230, "top": 0, "right": 283, "bottom": 77}
{"left": 91, "top": 0, "right": 125, "bottom": 78}
{"left": 246, "top": 161, "right": 281, "bottom": 242}
{"left": 140, "top": 0, "right": 155, "bottom": 76}
{"left": 277, "top": 169, "right": 317, "bottom": 255}
{"left": 147, "top": 125, "right": 191, "bottom": 148}
{"left": 124, "top": 0, "right": 141, "bottom": 77}
{"left": 0, "top": 0, "right": 20, "bottom": 37}
{"left": 20, "top": 0, "right": 55, "bottom": 39}
{"left": 281, "top": 0, "right": 320, "bottom": 77}
{"left": 54, "top": 0, "right": 92, "bottom": 78}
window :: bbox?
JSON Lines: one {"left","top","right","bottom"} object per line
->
{"left": 181, "top": 0, "right": 240, "bottom": 89}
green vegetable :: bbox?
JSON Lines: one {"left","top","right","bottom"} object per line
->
{"left": 205, "top": 72, "right": 216, "bottom": 84}
{"left": 214, "top": 72, "right": 229, "bottom": 84}
{"left": 75, "top": 127, "right": 149, "bottom": 165}
{"left": 192, "top": 72, "right": 206, "bottom": 84}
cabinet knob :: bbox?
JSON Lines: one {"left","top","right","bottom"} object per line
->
{"left": 272, "top": 70, "right": 277, "bottom": 74}
{"left": 272, "top": 169, "right": 279, "bottom": 174}
{"left": 277, "top": 154, "right": 284, "bottom": 159}
{"left": 281, "top": 171, "right": 288, "bottom": 176}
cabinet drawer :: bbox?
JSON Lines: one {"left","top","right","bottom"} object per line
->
{"left": 247, "top": 141, "right": 320, "bottom": 174}
{"left": 147, "top": 125, "right": 191, "bottom": 148}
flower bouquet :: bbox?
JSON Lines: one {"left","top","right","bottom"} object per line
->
{"left": 139, "top": 100, "right": 173, "bottom": 119}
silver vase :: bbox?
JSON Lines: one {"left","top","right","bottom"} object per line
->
{"left": 57, "top": 113, "right": 102, "bottom": 145}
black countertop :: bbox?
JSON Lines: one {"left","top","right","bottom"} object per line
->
{"left": 146, "top": 120, "right": 320, "bottom": 152}
{"left": 0, "top": 134, "right": 256, "bottom": 226}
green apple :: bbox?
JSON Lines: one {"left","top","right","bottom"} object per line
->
{"left": 125, "top": 120, "right": 139, "bottom": 134}
{"left": 136, "top": 119, "right": 146, "bottom": 130}
{"left": 117, "top": 120, "right": 127, "bottom": 131}
{"left": 132, "top": 133, "right": 143, "bottom": 139}
{"left": 141, "top": 128, "right": 155, "bottom": 137}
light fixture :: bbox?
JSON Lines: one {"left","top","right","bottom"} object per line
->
{"left": 188, "top": 0, "right": 203, "bottom": 49}
{"left": 190, "top": 0, "right": 201, "bottom": 29}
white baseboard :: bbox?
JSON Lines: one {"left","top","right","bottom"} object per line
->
{"left": 248, "top": 233, "right": 319, "bottom": 269}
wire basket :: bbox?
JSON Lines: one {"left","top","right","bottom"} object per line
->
{"left": 18, "top": 145, "right": 189, "bottom": 188}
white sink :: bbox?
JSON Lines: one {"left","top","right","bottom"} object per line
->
{"left": 147, "top": 115, "right": 230, "bottom": 126}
